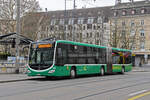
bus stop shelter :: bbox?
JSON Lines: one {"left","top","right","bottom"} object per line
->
{"left": 0, "top": 32, "right": 34, "bottom": 57}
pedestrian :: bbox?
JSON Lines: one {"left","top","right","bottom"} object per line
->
{"left": 139, "top": 62, "right": 142, "bottom": 67}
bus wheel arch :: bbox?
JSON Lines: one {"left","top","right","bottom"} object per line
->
{"left": 100, "top": 65, "right": 105, "bottom": 76}
{"left": 70, "top": 66, "right": 76, "bottom": 78}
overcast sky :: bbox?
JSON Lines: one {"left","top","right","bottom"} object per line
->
{"left": 37, "top": 0, "right": 143, "bottom": 11}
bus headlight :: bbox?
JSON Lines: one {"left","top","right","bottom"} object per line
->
{"left": 48, "top": 70, "right": 55, "bottom": 73}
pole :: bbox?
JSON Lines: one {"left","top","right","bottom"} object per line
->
{"left": 72, "top": 0, "right": 76, "bottom": 41}
{"left": 64, "top": 0, "right": 67, "bottom": 40}
{"left": 101, "top": 11, "right": 104, "bottom": 46}
{"left": 15, "top": 0, "right": 20, "bottom": 73}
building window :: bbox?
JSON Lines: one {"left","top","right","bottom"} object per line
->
{"left": 140, "top": 29, "right": 145, "bottom": 37}
{"left": 131, "top": 10, "right": 136, "bottom": 15}
{"left": 93, "top": 25, "right": 97, "bottom": 30}
{"left": 68, "top": 18, "right": 74, "bottom": 25}
{"left": 140, "top": 20, "right": 144, "bottom": 25}
{"left": 90, "top": 32, "right": 92, "bottom": 37}
{"left": 87, "top": 17, "right": 94, "bottom": 24}
{"left": 86, "top": 33, "right": 89, "bottom": 38}
{"left": 122, "top": 10, "right": 126, "bottom": 16}
{"left": 97, "top": 17, "right": 102, "bottom": 23}
{"left": 130, "top": 29, "right": 135, "bottom": 36}
{"left": 114, "top": 11, "right": 118, "bottom": 17}
{"left": 97, "top": 32, "right": 99, "bottom": 37}
{"left": 141, "top": 9, "right": 146, "bottom": 14}
{"left": 121, "top": 30, "right": 126, "bottom": 36}
{"left": 140, "top": 42, "right": 145, "bottom": 50}
{"left": 87, "top": 24, "right": 92, "bottom": 29}
{"left": 59, "top": 19, "right": 65, "bottom": 25}
{"left": 122, "top": 21, "right": 126, "bottom": 26}
{"left": 83, "top": 26, "right": 86, "bottom": 30}
{"left": 130, "top": 20, "right": 135, "bottom": 27}
{"left": 78, "top": 17, "right": 84, "bottom": 24}
{"left": 51, "top": 19, "right": 56, "bottom": 25}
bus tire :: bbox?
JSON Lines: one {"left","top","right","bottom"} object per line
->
{"left": 70, "top": 67, "right": 76, "bottom": 78}
{"left": 121, "top": 67, "right": 125, "bottom": 74}
{"left": 100, "top": 67, "right": 105, "bottom": 76}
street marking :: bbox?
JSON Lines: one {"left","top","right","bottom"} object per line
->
{"left": 128, "top": 90, "right": 147, "bottom": 96}
{"left": 128, "top": 91, "right": 150, "bottom": 100}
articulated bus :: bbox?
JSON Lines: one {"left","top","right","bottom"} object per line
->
{"left": 27, "top": 40, "right": 132, "bottom": 78}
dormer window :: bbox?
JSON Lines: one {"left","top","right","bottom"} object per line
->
{"left": 122, "top": 10, "right": 126, "bottom": 16}
{"left": 131, "top": 10, "right": 136, "bottom": 15}
{"left": 141, "top": 9, "right": 146, "bottom": 14}
{"left": 114, "top": 11, "right": 118, "bottom": 17}
{"left": 87, "top": 17, "right": 94, "bottom": 24}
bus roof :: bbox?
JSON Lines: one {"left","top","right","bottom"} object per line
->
{"left": 56, "top": 40, "right": 132, "bottom": 52}
{"left": 56, "top": 40, "right": 106, "bottom": 49}
{"left": 112, "top": 47, "right": 132, "bottom": 52}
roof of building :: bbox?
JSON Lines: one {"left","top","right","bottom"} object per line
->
{"left": 112, "top": 0, "right": 150, "bottom": 9}
{"left": 0, "top": 33, "right": 33, "bottom": 45}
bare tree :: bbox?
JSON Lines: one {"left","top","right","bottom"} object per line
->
{"left": 110, "top": 19, "right": 140, "bottom": 50}
{"left": 0, "top": 0, "right": 41, "bottom": 34}
{"left": 0, "top": 0, "right": 41, "bottom": 19}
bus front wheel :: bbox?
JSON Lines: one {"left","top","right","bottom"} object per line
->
{"left": 121, "top": 67, "right": 125, "bottom": 74}
{"left": 70, "top": 68, "right": 76, "bottom": 78}
{"left": 100, "top": 67, "right": 104, "bottom": 76}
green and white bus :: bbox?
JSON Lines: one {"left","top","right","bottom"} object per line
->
{"left": 27, "top": 40, "right": 132, "bottom": 78}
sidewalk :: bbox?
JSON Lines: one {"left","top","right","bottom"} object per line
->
{"left": 0, "top": 74, "right": 42, "bottom": 83}
{"left": 132, "top": 64, "right": 150, "bottom": 72}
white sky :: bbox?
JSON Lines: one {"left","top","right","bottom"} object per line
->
{"left": 37, "top": 0, "right": 144, "bottom": 11}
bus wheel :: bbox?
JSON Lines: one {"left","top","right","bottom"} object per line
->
{"left": 70, "top": 68, "right": 76, "bottom": 78}
{"left": 100, "top": 67, "right": 104, "bottom": 76}
{"left": 121, "top": 67, "right": 125, "bottom": 74}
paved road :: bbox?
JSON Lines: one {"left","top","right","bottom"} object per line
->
{"left": 0, "top": 71, "right": 150, "bottom": 100}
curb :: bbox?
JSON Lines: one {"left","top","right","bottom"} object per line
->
{"left": 0, "top": 79, "right": 29, "bottom": 83}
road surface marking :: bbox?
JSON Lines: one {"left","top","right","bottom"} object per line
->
{"left": 128, "top": 90, "right": 147, "bottom": 96}
{"left": 128, "top": 91, "right": 150, "bottom": 100}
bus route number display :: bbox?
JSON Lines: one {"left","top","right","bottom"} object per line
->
{"left": 38, "top": 44, "right": 52, "bottom": 48}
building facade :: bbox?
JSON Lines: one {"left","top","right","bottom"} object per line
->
{"left": 22, "top": 7, "right": 112, "bottom": 46}
{"left": 110, "top": 0, "right": 150, "bottom": 65}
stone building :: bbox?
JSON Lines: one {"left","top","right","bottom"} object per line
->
{"left": 110, "top": 0, "right": 150, "bottom": 65}
{"left": 22, "top": 6, "right": 112, "bottom": 46}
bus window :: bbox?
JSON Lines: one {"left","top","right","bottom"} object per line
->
{"left": 112, "top": 50, "right": 120, "bottom": 64}
{"left": 56, "top": 43, "right": 68, "bottom": 65}
{"left": 56, "top": 48, "right": 63, "bottom": 65}
{"left": 98, "top": 48, "right": 106, "bottom": 64}
{"left": 124, "top": 52, "right": 132, "bottom": 64}
{"left": 78, "top": 46, "right": 86, "bottom": 64}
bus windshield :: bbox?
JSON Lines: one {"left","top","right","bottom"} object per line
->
{"left": 29, "top": 48, "right": 54, "bottom": 66}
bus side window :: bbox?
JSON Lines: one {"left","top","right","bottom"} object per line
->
{"left": 125, "top": 52, "right": 132, "bottom": 64}
{"left": 56, "top": 43, "right": 68, "bottom": 65}
{"left": 78, "top": 46, "right": 86, "bottom": 64}
{"left": 56, "top": 48, "right": 63, "bottom": 65}
{"left": 58, "top": 48, "right": 62, "bottom": 57}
